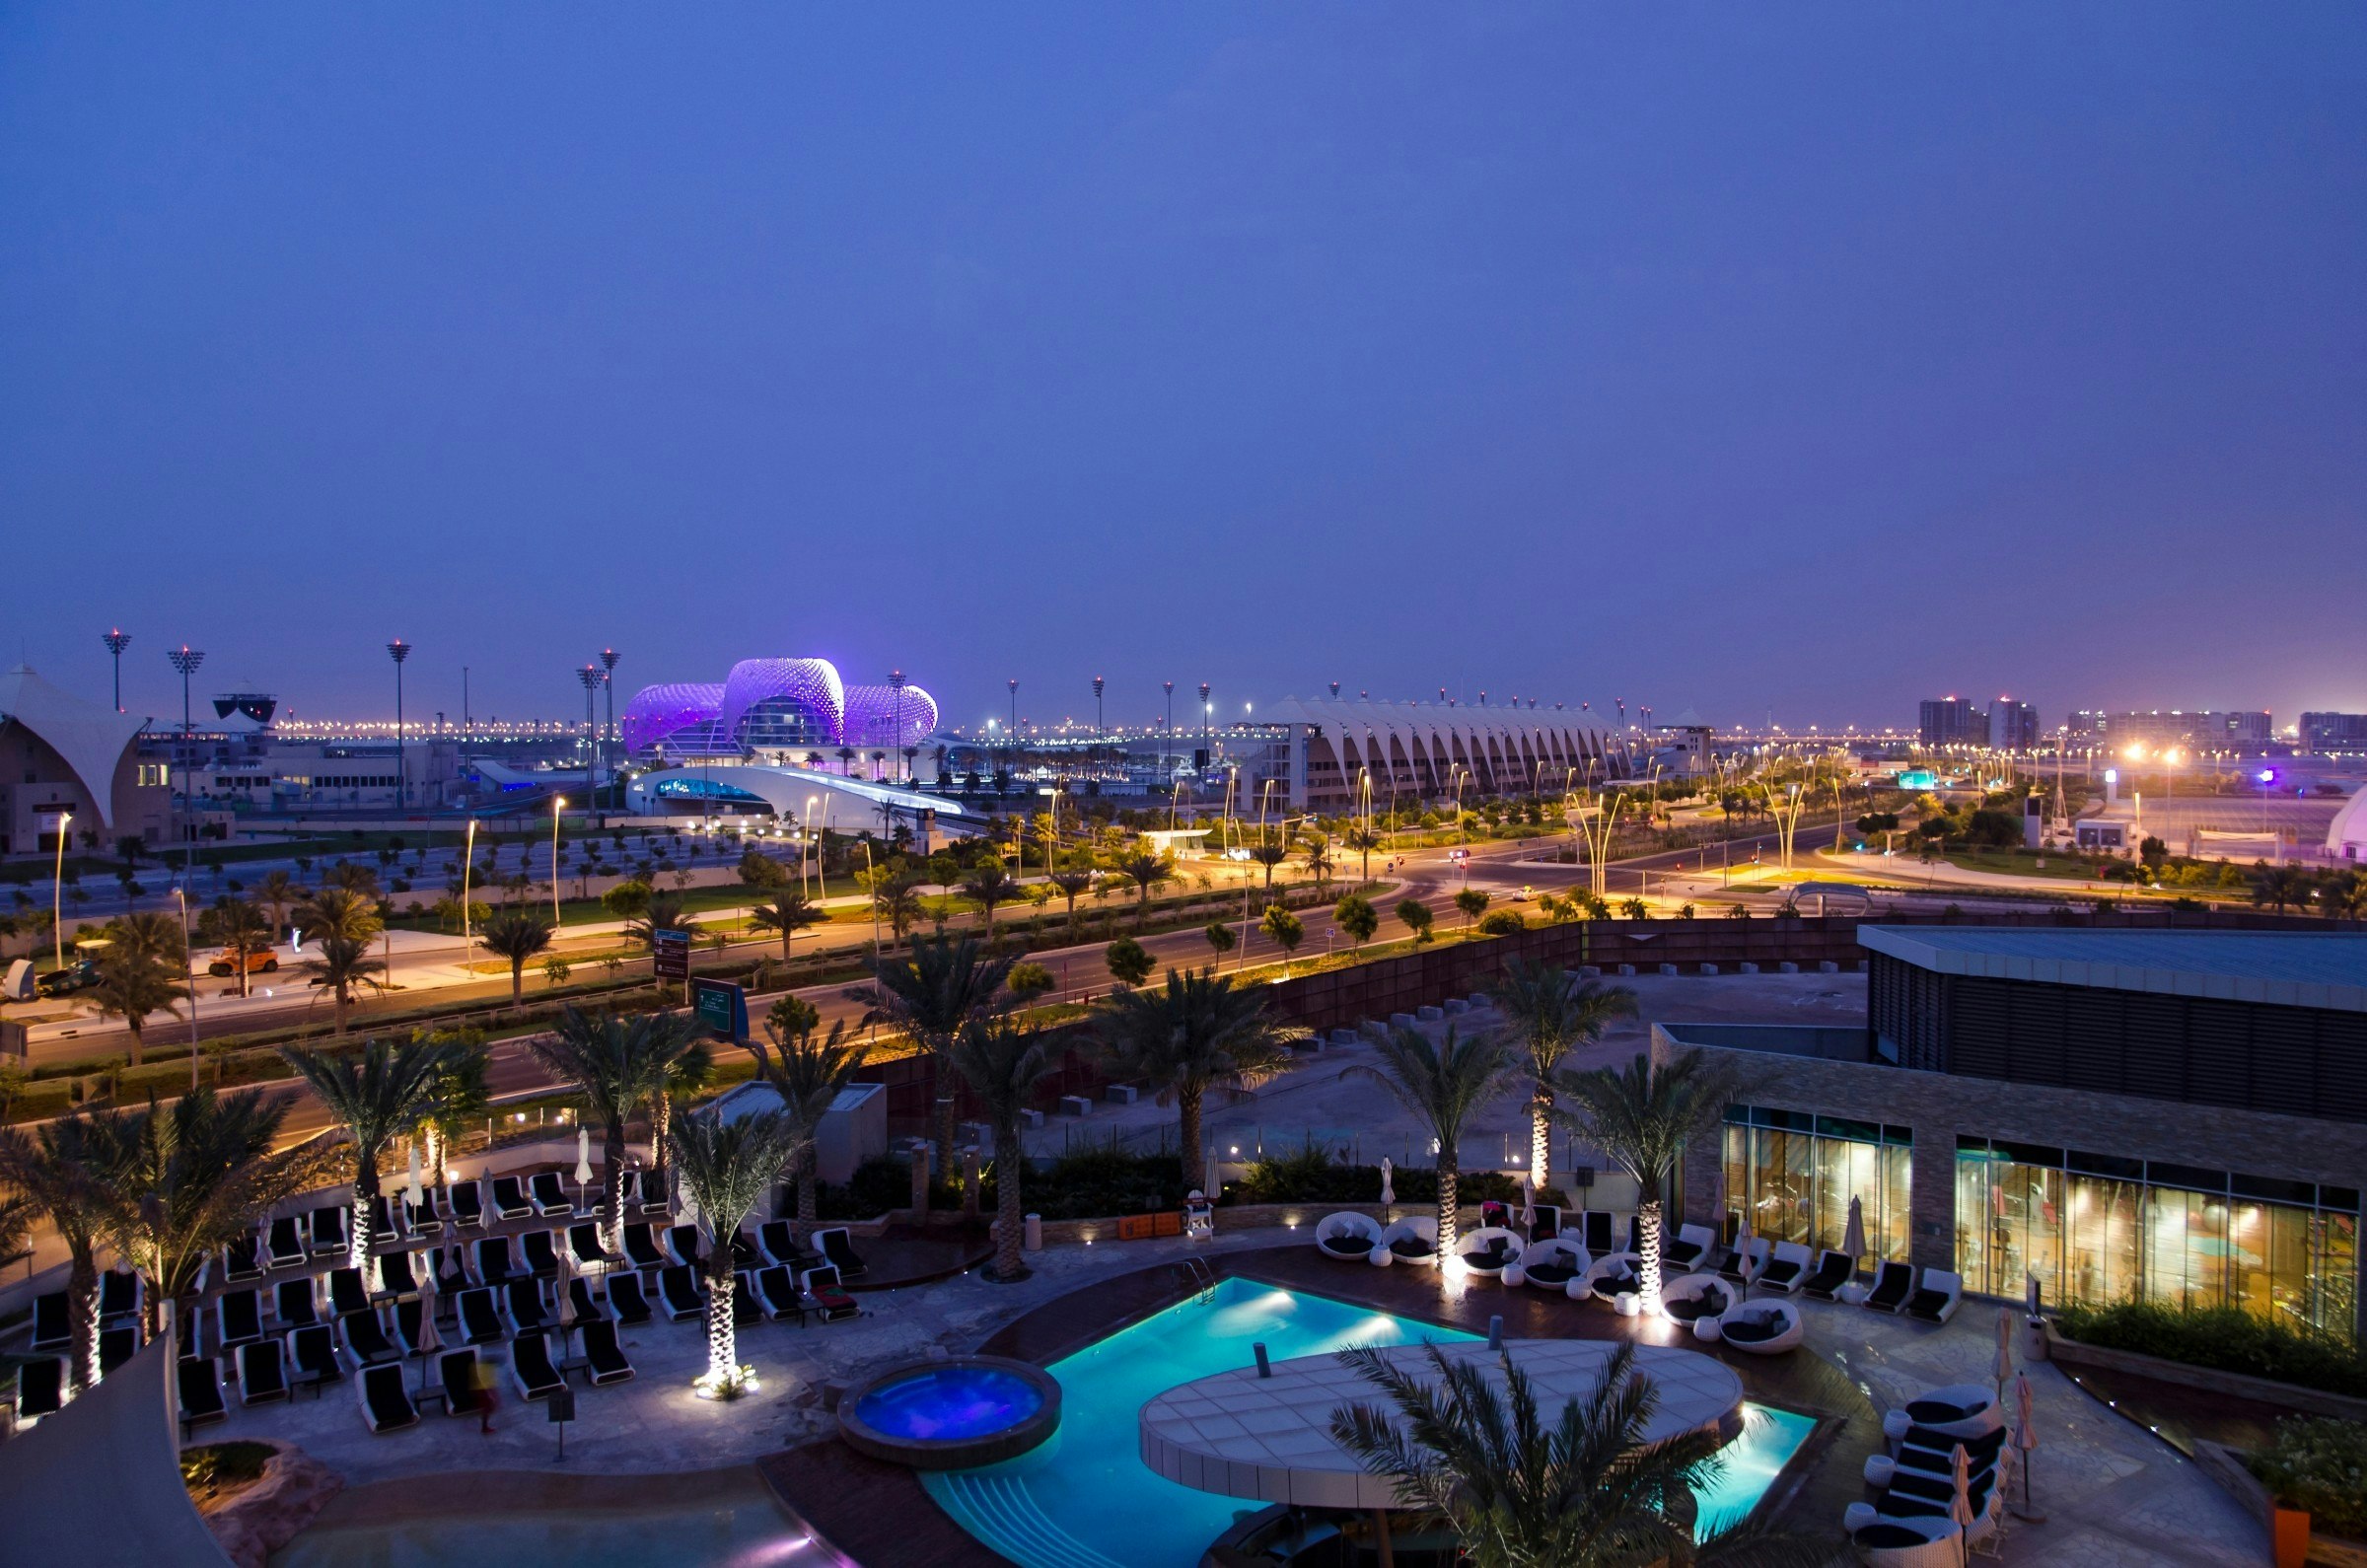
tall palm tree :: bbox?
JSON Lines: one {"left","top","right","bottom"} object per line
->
{"left": 668, "top": 1105, "right": 802, "bottom": 1396}
{"left": 477, "top": 909, "right": 555, "bottom": 1008}
{"left": 870, "top": 876, "right": 924, "bottom": 948}
{"left": 1328, "top": 1339, "right": 1829, "bottom": 1568}
{"left": 0, "top": 1114, "right": 121, "bottom": 1388}
{"left": 866, "top": 935, "right": 1014, "bottom": 1178}
{"left": 298, "top": 885, "right": 387, "bottom": 1034}
{"left": 526, "top": 1007, "right": 704, "bottom": 1248}
{"left": 90, "top": 938, "right": 186, "bottom": 1067}
{"left": 1301, "top": 833, "right": 1336, "bottom": 889}
{"left": 949, "top": 1016, "right": 1063, "bottom": 1282}
{"left": 197, "top": 894, "right": 275, "bottom": 998}
{"left": 749, "top": 890, "right": 825, "bottom": 961}
{"left": 1343, "top": 825, "right": 1385, "bottom": 885}
{"left": 625, "top": 890, "right": 699, "bottom": 976}
{"left": 651, "top": 1035, "right": 715, "bottom": 1184}
{"left": 742, "top": 998, "right": 871, "bottom": 1226}
{"left": 1111, "top": 849, "right": 1172, "bottom": 929}
{"left": 960, "top": 856, "right": 1022, "bottom": 941}
{"left": 1487, "top": 961, "right": 1638, "bottom": 1192}
{"left": 304, "top": 935, "right": 386, "bottom": 1035}
{"left": 1344, "top": 1025, "right": 1519, "bottom": 1260}
{"left": 1098, "top": 967, "right": 1284, "bottom": 1193}
{"left": 254, "top": 869, "right": 300, "bottom": 936}
{"left": 107, "top": 1087, "right": 317, "bottom": 1341}
{"left": 1552, "top": 1048, "right": 1741, "bottom": 1316}
{"left": 414, "top": 1029, "right": 490, "bottom": 1178}
{"left": 278, "top": 1037, "right": 455, "bottom": 1280}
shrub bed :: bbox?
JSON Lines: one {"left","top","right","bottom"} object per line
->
{"left": 2250, "top": 1416, "right": 2367, "bottom": 1536}
{"left": 2054, "top": 1301, "right": 2367, "bottom": 1399}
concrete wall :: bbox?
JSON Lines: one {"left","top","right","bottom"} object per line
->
{"left": 1650, "top": 1023, "right": 2367, "bottom": 1340}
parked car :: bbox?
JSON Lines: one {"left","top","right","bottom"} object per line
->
{"left": 36, "top": 959, "right": 103, "bottom": 997}
{"left": 207, "top": 949, "right": 280, "bottom": 978}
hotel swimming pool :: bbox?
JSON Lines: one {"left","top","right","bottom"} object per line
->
{"left": 924, "top": 1279, "right": 1815, "bottom": 1568}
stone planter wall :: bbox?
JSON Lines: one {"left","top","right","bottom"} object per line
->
{"left": 2041, "top": 1320, "right": 2367, "bottom": 1423}
{"left": 201, "top": 1441, "right": 343, "bottom": 1568}
{"left": 2194, "top": 1440, "right": 2367, "bottom": 1568}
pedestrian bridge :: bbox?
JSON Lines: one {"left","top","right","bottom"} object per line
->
{"left": 623, "top": 762, "right": 991, "bottom": 832}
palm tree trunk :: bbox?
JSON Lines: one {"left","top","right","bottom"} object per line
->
{"left": 933, "top": 1048, "right": 958, "bottom": 1185}
{"left": 702, "top": 1253, "right": 737, "bottom": 1390}
{"left": 67, "top": 1246, "right": 99, "bottom": 1391}
{"left": 796, "top": 1147, "right": 818, "bottom": 1227}
{"left": 511, "top": 962, "right": 524, "bottom": 1008}
{"left": 1179, "top": 1087, "right": 1205, "bottom": 1192}
{"left": 1636, "top": 1183, "right": 1665, "bottom": 1315}
{"left": 334, "top": 983, "right": 350, "bottom": 1035}
{"left": 352, "top": 1155, "right": 381, "bottom": 1288}
{"left": 1436, "top": 1151, "right": 1460, "bottom": 1262}
{"left": 126, "top": 1018, "right": 144, "bottom": 1068}
{"left": 1530, "top": 1091, "right": 1552, "bottom": 1192}
{"left": 601, "top": 1120, "right": 626, "bottom": 1252}
{"left": 993, "top": 1116, "right": 1026, "bottom": 1280}
{"left": 652, "top": 1092, "right": 673, "bottom": 1181}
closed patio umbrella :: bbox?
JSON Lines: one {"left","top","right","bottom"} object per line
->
{"left": 407, "top": 1144, "right": 424, "bottom": 1209}
{"left": 1379, "top": 1157, "right": 1395, "bottom": 1208}
{"left": 1842, "top": 1194, "right": 1866, "bottom": 1264}
{"left": 1949, "top": 1442, "right": 1975, "bottom": 1566}
{"left": 2012, "top": 1370, "right": 2044, "bottom": 1521}
{"left": 1993, "top": 1306, "right": 2015, "bottom": 1397}
{"left": 575, "top": 1129, "right": 594, "bottom": 1212}
{"left": 414, "top": 1278, "right": 440, "bottom": 1397}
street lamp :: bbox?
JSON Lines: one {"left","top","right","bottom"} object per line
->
{"left": 601, "top": 648, "right": 619, "bottom": 772}
{"left": 387, "top": 640, "right": 412, "bottom": 812}
{"left": 103, "top": 629, "right": 131, "bottom": 713}
{"left": 551, "top": 798, "right": 566, "bottom": 925}
{"left": 52, "top": 812, "right": 72, "bottom": 970}
{"left": 462, "top": 819, "right": 477, "bottom": 946}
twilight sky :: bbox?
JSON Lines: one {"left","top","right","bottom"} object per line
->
{"left": 4, "top": 4, "right": 2363, "bottom": 735}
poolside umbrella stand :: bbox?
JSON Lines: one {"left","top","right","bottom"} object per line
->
{"left": 2011, "top": 1371, "right": 2044, "bottom": 1522}
{"left": 1949, "top": 1442, "right": 1974, "bottom": 1565}
{"left": 575, "top": 1130, "right": 594, "bottom": 1213}
{"left": 1993, "top": 1306, "right": 2015, "bottom": 1398}
{"left": 415, "top": 1278, "right": 440, "bottom": 1398}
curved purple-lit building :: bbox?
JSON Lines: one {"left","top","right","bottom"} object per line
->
{"left": 621, "top": 659, "right": 935, "bottom": 769}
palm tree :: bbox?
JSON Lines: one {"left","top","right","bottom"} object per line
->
{"left": 0, "top": 1114, "right": 120, "bottom": 1388}
{"left": 742, "top": 998, "right": 871, "bottom": 1227}
{"left": 1487, "top": 961, "right": 1637, "bottom": 1192}
{"left": 749, "top": 890, "right": 825, "bottom": 961}
{"left": 304, "top": 935, "right": 386, "bottom": 1035}
{"left": 870, "top": 876, "right": 924, "bottom": 948}
{"left": 414, "top": 1029, "right": 490, "bottom": 1178}
{"left": 948, "top": 1016, "right": 1063, "bottom": 1282}
{"left": 477, "top": 909, "right": 555, "bottom": 1008}
{"left": 1112, "top": 849, "right": 1172, "bottom": 929}
{"left": 197, "top": 895, "right": 275, "bottom": 998}
{"left": 525, "top": 1007, "right": 705, "bottom": 1249}
{"left": 625, "top": 890, "right": 699, "bottom": 975}
{"left": 866, "top": 934, "right": 1014, "bottom": 1179}
{"left": 1048, "top": 869, "right": 1096, "bottom": 935}
{"left": 254, "top": 869, "right": 300, "bottom": 936}
{"left": 1248, "top": 841, "right": 1289, "bottom": 890}
{"left": 298, "top": 886, "right": 386, "bottom": 1034}
{"left": 1097, "top": 968, "right": 1286, "bottom": 1192}
{"left": 1343, "top": 825, "right": 1385, "bottom": 884}
{"left": 960, "top": 856, "right": 1022, "bottom": 941}
{"left": 1328, "top": 1339, "right": 1829, "bottom": 1568}
{"left": 1301, "top": 833, "right": 1336, "bottom": 889}
{"left": 651, "top": 1035, "right": 715, "bottom": 1184}
{"left": 90, "top": 937, "right": 187, "bottom": 1067}
{"left": 1344, "top": 1024, "right": 1519, "bottom": 1260}
{"left": 1552, "top": 1048, "right": 1740, "bottom": 1316}
{"left": 2251, "top": 863, "right": 2311, "bottom": 914}
{"left": 667, "top": 1105, "right": 802, "bottom": 1397}
{"left": 107, "top": 1087, "right": 315, "bottom": 1341}
{"left": 278, "top": 1037, "right": 455, "bottom": 1280}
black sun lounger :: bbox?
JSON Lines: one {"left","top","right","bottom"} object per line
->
{"left": 577, "top": 1319, "right": 634, "bottom": 1385}
{"left": 16, "top": 1357, "right": 66, "bottom": 1423}
{"left": 456, "top": 1287, "right": 507, "bottom": 1346}
{"left": 178, "top": 1356, "right": 228, "bottom": 1437}
{"left": 237, "top": 1339, "right": 290, "bottom": 1405}
{"left": 606, "top": 1272, "right": 654, "bottom": 1325}
{"left": 508, "top": 1332, "right": 566, "bottom": 1401}
{"left": 437, "top": 1348, "right": 481, "bottom": 1417}
{"left": 657, "top": 1264, "right": 705, "bottom": 1321}
{"left": 357, "top": 1362, "right": 420, "bottom": 1433}
{"left": 1800, "top": 1249, "right": 1855, "bottom": 1300}
{"left": 621, "top": 1222, "right": 667, "bottom": 1271}
{"left": 342, "top": 1309, "right": 401, "bottom": 1369}
{"left": 1863, "top": 1259, "right": 1913, "bottom": 1314}
{"left": 215, "top": 1287, "right": 265, "bottom": 1351}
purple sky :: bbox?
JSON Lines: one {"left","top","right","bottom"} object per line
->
{"left": 4, "top": 5, "right": 2363, "bottom": 735}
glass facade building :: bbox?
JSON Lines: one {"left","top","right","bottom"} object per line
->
{"left": 1954, "top": 1139, "right": 2359, "bottom": 1346}
{"left": 1720, "top": 1105, "right": 1912, "bottom": 1264}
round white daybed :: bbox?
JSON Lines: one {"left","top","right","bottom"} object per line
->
{"left": 1455, "top": 1226, "right": 1525, "bottom": 1279}
{"left": 1576, "top": 1250, "right": 1642, "bottom": 1302}
{"left": 1314, "top": 1212, "right": 1384, "bottom": 1264}
{"left": 1715, "top": 1299, "right": 1803, "bottom": 1354}
{"left": 1507, "top": 1237, "right": 1587, "bottom": 1292}
{"left": 1879, "top": 1383, "right": 2001, "bottom": 1444}
{"left": 1377, "top": 1216, "right": 1440, "bottom": 1267}
{"left": 1841, "top": 1509, "right": 1964, "bottom": 1567}
{"left": 1660, "top": 1272, "right": 1736, "bottom": 1334}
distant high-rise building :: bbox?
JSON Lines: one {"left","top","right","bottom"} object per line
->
{"left": 1917, "top": 697, "right": 1983, "bottom": 748}
{"left": 1987, "top": 699, "right": 2039, "bottom": 752}
{"left": 2074, "top": 710, "right": 2272, "bottom": 749}
{"left": 2301, "top": 712, "right": 2367, "bottom": 751}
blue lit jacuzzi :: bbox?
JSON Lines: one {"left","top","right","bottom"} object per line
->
{"left": 837, "top": 1356, "right": 1062, "bottom": 1469}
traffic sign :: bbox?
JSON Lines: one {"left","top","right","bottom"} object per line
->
{"left": 691, "top": 977, "right": 748, "bottom": 1042}
{"left": 652, "top": 928, "right": 691, "bottom": 980}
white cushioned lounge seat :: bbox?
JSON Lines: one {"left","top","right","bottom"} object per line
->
{"left": 1314, "top": 1212, "right": 1384, "bottom": 1263}
{"left": 1376, "top": 1216, "right": 1439, "bottom": 1266}
{"left": 1717, "top": 1299, "right": 1804, "bottom": 1354}
{"left": 1508, "top": 1236, "right": 1587, "bottom": 1292}
{"left": 1660, "top": 1272, "right": 1735, "bottom": 1334}
{"left": 1455, "top": 1226, "right": 1525, "bottom": 1278}
{"left": 1576, "top": 1250, "right": 1642, "bottom": 1303}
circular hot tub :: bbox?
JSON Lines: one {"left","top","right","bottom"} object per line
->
{"left": 836, "top": 1356, "right": 1061, "bottom": 1469}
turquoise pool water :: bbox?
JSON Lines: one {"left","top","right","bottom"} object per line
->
{"left": 923, "top": 1279, "right": 1814, "bottom": 1568}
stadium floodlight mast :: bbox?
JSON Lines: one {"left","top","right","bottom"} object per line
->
{"left": 1163, "top": 679, "right": 1174, "bottom": 735}
{"left": 387, "top": 640, "right": 412, "bottom": 811}
{"left": 1007, "top": 677, "right": 1019, "bottom": 768}
{"left": 579, "top": 664, "right": 603, "bottom": 828}
{"left": 168, "top": 646, "right": 204, "bottom": 870}
{"left": 601, "top": 648, "right": 619, "bottom": 768}
{"left": 890, "top": 670, "right": 907, "bottom": 783}
{"left": 104, "top": 629, "right": 132, "bottom": 712}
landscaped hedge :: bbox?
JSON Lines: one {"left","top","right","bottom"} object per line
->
{"left": 2250, "top": 1417, "right": 2367, "bottom": 1536}
{"left": 2054, "top": 1301, "right": 2367, "bottom": 1398}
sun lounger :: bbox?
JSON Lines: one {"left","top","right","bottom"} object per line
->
{"left": 630, "top": 1169, "right": 671, "bottom": 1215}
{"left": 578, "top": 1319, "right": 634, "bottom": 1385}
{"left": 357, "top": 1362, "right": 419, "bottom": 1433}
{"left": 391, "top": 1298, "right": 432, "bottom": 1357}
{"left": 508, "top": 1331, "right": 566, "bottom": 1401}
{"left": 445, "top": 1179, "right": 485, "bottom": 1230}
{"left": 275, "top": 1278, "right": 321, "bottom": 1330}
{"left": 342, "top": 1309, "right": 401, "bottom": 1368}
{"left": 1800, "top": 1248, "right": 1855, "bottom": 1300}
{"left": 1314, "top": 1213, "right": 1383, "bottom": 1260}
{"left": 404, "top": 1190, "right": 444, "bottom": 1238}
{"left": 237, "top": 1339, "right": 290, "bottom": 1405}
{"left": 732, "top": 1271, "right": 763, "bottom": 1323}
{"left": 437, "top": 1348, "right": 481, "bottom": 1417}
{"left": 568, "top": 1223, "right": 612, "bottom": 1271}
{"left": 1579, "top": 1210, "right": 1616, "bottom": 1256}
{"left": 473, "top": 1235, "right": 521, "bottom": 1289}
{"left": 799, "top": 1263, "right": 859, "bottom": 1322}
{"left": 15, "top": 1357, "right": 65, "bottom": 1424}
{"left": 456, "top": 1287, "right": 507, "bottom": 1346}
{"left": 757, "top": 1220, "right": 813, "bottom": 1270}
{"left": 30, "top": 1290, "right": 70, "bottom": 1354}
{"left": 287, "top": 1323, "right": 342, "bottom": 1392}
{"left": 754, "top": 1264, "right": 807, "bottom": 1324}
{"left": 215, "top": 1287, "right": 266, "bottom": 1352}
{"left": 425, "top": 1246, "right": 469, "bottom": 1295}
{"left": 1514, "top": 1237, "right": 1586, "bottom": 1290}
{"left": 489, "top": 1176, "right": 535, "bottom": 1221}
{"left": 521, "top": 1230, "right": 562, "bottom": 1279}
{"left": 178, "top": 1356, "right": 228, "bottom": 1437}
{"left": 264, "top": 1215, "right": 309, "bottom": 1271}
{"left": 378, "top": 1250, "right": 419, "bottom": 1298}
{"left": 1529, "top": 1203, "right": 1563, "bottom": 1242}
{"left": 814, "top": 1227, "right": 867, "bottom": 1279}
{"left": 308, "top": 1204, "right": 350, "bottom": 1256}
{"left": 663, "top": 1224, "right": 704, "bottom": 1271}
{"left": 1903, "top": 1269, "right": 1963, "bottom": 1323}
{"left": 369, "top": 1195, "right": 406, "bottom": 1246}
{"left": 502, "top": 1279, "right": 551, "bottom": 1336}
{"left": 567, "top": 1277, "right": 609, "bottom": 1323}
{"left": 326, "top": 1266, "right": 374, "bottom": 1319}
{"left": 529, "top": 1172, "right": 574, "bottom": 1216}
{"left": 1663, "top": 1224, "right": 1715, "bottom": 1272}
{"left": 1717, "top": 1237, "right": 1770, "bottom": 1285}
{"left": 731, "top": 1228, "right": 762, "bottom": 1272}
{"left": 1863, "top": 1259, "right": 1914, "bottom": 1314}
{"left": 607, "top": 1272, "right": 654, "bottom": 1325}
{"left": 98, "top": 1268, "right": 144, "bottom": 1323}
{"left": 657, "top": 1265, "right": 705, "bottom": 1321}
{"left": 218, "top": 1235, "right": 266, "bottom": 1286}
{"left": 621, "top": 1222, "right": 667, "bottom": 1272}
{"left": 98, "top": 1322, "right": 142, "bottom": 1377}
{"left": 1757, "top": 1241, "right": 1812, "bottom": 1294}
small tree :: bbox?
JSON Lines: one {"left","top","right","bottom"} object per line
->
{"left": 961, "top": 856, "right": 1023, "bottom": 941}
{"left": 196, "top": 895, "right": 274, "bottom": 998}
{"left": 1105, "top": 935, "right": 1154, "bottom": 988}
{"left": 670, "top": 1107, "right": 801, "bottom": 1397}
{"left": 477, "top": 909, "right": 554, "bottom": 1009}
{"left": 1204, "top": 921, "right": 1238, "bottom": 965}
{"left": 1112, "top": 849, "right": 1173, "bottom": 928}
{"left": 1048, "top": 869, "right": 1096, "bottom": 934}
{"left": 1007, "top": 962, "right": 1055, "bottom": 1004}
{"left": 1333, "top": 893, "right": 1379, "bottom": 949}
{"left": 1398, "top": 897, "right": 1436, "bottom": 944}
{"left": 1453, "top": 888, "right": 1490, "bottom": 929}
{"left": 749, "top": 890, "right": 825, "bottom": 961}
{"left": 1260, "top": 904, "right": 1306, "bottom": 973}
{"left": 1247, "top": 841, "right": 1289, "bottom": 890}
{"left": 736, "top": 847, "right": 790, "bottom": 889}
